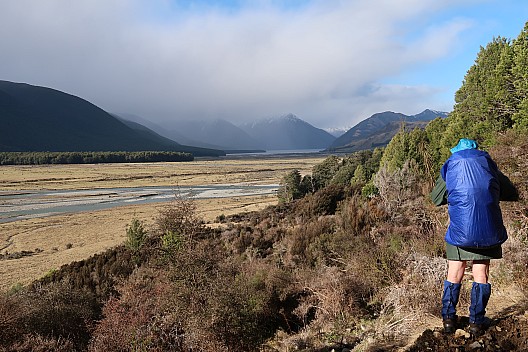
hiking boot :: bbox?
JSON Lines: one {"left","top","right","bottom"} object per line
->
{"left": 469, "top": 322, "right": 487, "bottom": 336}
{"left": 443, "top": 316, "right": 457, "bottom": 334}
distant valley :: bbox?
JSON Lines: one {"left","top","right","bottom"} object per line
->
{"left": 0, "top": 80, "right": 448, "bottom": 156}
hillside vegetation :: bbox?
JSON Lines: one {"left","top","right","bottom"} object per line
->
{"left": 1, "top": 23, "right": 528, "bottom": 352}
{"left": 0, "top": 80, "right": 224, "bottom": 157}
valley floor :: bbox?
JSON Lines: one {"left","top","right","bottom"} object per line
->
{"left": 0, "top": 156, "right": 326, "bottom": 291}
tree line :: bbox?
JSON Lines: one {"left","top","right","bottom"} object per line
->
{"left": 0, "top": 151, "right": 194, "bottom": 165}
{"left": 379, "top": 22, "right": 528, "bottom": 184}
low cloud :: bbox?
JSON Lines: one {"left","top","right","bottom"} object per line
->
{"left": 0, "top": 0, "right": 475, "bottom": 128}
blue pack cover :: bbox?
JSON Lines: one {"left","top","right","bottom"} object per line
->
{"left": 440, "top": 148, "right": 507, "bottom": 248}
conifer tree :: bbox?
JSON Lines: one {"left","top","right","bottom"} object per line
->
{"left": 512, "top": 22, "right": 528, "bottom": 129}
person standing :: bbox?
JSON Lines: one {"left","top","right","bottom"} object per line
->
{"left": 431, "top": 138, "right": 518, "bottom": 335}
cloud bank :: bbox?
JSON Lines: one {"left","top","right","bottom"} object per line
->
{"left": 0, "top": 0, "right": 475, "bottom": 128}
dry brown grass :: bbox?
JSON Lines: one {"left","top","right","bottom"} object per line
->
{"left": 0, "top": 156, "right": 326, "bottom": 292}
{"left": 0, "top": 157, "right": 324, "bottom": 190}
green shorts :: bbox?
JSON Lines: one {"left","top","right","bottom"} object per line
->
{"left": 446, "top": 243, "right": 502, "bottom": 261}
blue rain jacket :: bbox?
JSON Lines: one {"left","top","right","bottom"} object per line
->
{"left": 440, "top": 148, "right": 507, "bottom": 248}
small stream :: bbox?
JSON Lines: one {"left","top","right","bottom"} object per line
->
{"left": 0, "top": 184, "right": 278, "bottom": 223}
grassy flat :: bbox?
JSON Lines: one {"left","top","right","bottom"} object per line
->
{"left": 0, "top": 156, "right": 326, "bottom": 291}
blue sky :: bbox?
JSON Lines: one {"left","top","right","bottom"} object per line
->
{"left": 0, "top": 0, "right": 526, "bottom": 129}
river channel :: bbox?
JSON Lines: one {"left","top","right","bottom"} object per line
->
{"left": 0, "top": 184, "right": 278, "bottom": 223}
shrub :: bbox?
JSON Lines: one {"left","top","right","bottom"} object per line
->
{"left": 88, "top": 268, "right": 180, "bottom": 352}
{"left": 374, "top": 160, "right": 424, "bottom": 218}
{"left": 124, "top": 218, "right": 147, "bottom": 252}
{"left": 293, "top": 266, "right": 374, "bottom": 335}
{"left": 155, "top": 193, "right": 204, "bottom": 242}
{"left": 2, "top": 334, "right": 76, "bottom": 352}
{"left": 160, "top": 230, "right": 184, "bottom": 258}
{"left": 336, "top": 195, "right": 387, "bottom": 237}
{"left": 294, "top": 184, "right": 345, "bottom": 219}
{"left": 277, "top": 169, "right": 304, "bottom": 203}
{"left": 285, "top": 216, "right": 336, "bottom": 268}
{"left": 312, "top": 155, "right": 342, "bottom": 190}
{"left": 0, "top": 281, "right": 100, "bottom": 350}
{"left": 0, "top": 294, "right": 26, "bottom": 347}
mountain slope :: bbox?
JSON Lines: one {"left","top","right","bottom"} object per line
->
{"left": 327, "top": 109, "right": 448, "bottom": 152}
{"left": 239, "top": 113, "right": 336, "bottom": 150}
{"left": 0, "top": 81, "right": 224, "bottom": 156}
{"left": 158, "top": 119, "right": 263, "bottom": 151}
{"left": 114, "top": 115, "right": 226, "bottom": 156}
{"left": 115, "top": 113, "right": 224, "bottom": 151}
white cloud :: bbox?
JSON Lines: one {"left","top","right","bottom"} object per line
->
{"left": 0, "top": 0, "right": 476, "bottom": 128}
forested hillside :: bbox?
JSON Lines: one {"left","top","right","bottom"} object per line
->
{"left": 1, "top": 22, "right": 528, "bottom": 352}
{"left": 0, "top": 81, "right": 224, "bottom": 157}
{"left": 327, "top": 109, "right": 448, "bottom": 153}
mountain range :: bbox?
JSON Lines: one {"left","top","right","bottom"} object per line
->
{"left": 148, "top": 118, "right": 264, "bottom": 152}
{"left": 131, "top": 113, "right": 336, "bottom": 152}
{"left": 0, "top": 80, "right": 449, "bottom": 155}
{"left": 326, "top": 109, "right": 449, "bottom": 153}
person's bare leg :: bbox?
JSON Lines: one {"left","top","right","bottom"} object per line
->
{"left": 471, "top": 260, "right": 490, "bottom": 284}
{"left": 447, "top": 260, "right": 467, "bottom": 283}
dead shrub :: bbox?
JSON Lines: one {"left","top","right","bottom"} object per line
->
{"left": 381, "top": 254, "right": 446, "bottom": 315}
{"left": 24, "top": 282, "right": 98, "bottom": 346}
{"left": 284, "top": 216, "right": 336, "bottom": 267}
{"left": 155, "top": 193, "right": 204, "bottom": 242}
{"left": 162, "top": 240, "right": 294, "bottom": 351}
{"left": 294, "top": 266, "right": 373, "bottom": 333}
{"left": 0, "top": 281, "right": 99, "bottom": 350}
{"left": 0, "top": 294, "right": 26, "bottom": 347}
{"left": 1, "top": 334, "right": 75, "bottom": 352}
{"left": 374, "top": 254, "right": 446, "bottom": 341}
{"left": 88, "top": 267, "right": 179, "bottom": 352}
{"left": 336, "top": 195, "right": 387, "bottom": 236}
{"left": 374, "top": 160, "right": 425, "bottom": 220}
{"left": 497, "top": 225, "right": 528, "bottom": 291}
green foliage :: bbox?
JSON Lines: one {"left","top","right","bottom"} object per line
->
{"left": 300, "top": 174, "right": 316, "bottom": 195}
{"left": 0, "top": 151, "right": 194, "bottom": 165}
{"left": 511, "top": 22, "right": 528, "bottom": 129}
{"left": 424, "top": 117, "right": 451, "bottom": 172}
{"left": 277, "top": 149, "right": 384, "bottom": 204}
{"left": 161, "top": 230, "right": 183, "bottom": 257}
{"left": 125, "top": 218, "right": 147, "bottom": 252}
{"left": 277, "top": 169, "right": 303, "bottom": 203}
{"left": 442, "top": 24, "right": 528, "bottom": 149}
{"left": 312, "top": 155, "right": 341, "bottom": 189}
{"left": 380, "top": 126, "right": 435, "bottom": 182}
{"left": 361, "top": 181, "right": 379, "bottom": 198}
